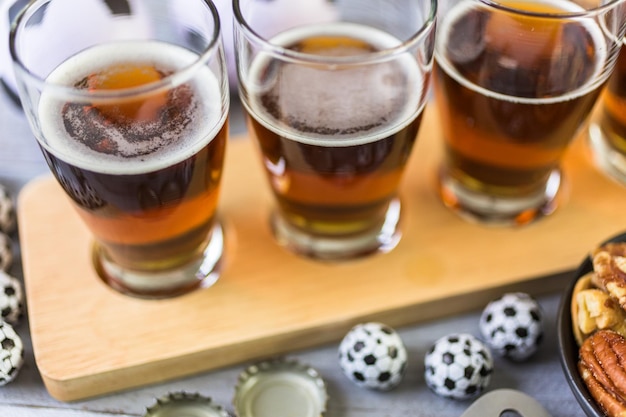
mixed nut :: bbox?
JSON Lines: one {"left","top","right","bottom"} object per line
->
{"left": 571, "top": 242, "right": 626, "bottom": 417}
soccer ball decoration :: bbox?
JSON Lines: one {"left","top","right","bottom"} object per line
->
{"left": 424, "top": 333, "right": 493, "bottom": 400}
{"left": 0, "top": 321, "right": 23, "bottom": 385}
{"left": 0, "top": 185, "right": 16, "bottom": 235}
{"left": 479, "top": 292, "right": 544, "bottom": 361}
{"left": 0, "top": 271, "right": 23, "bottom": 325}
{"left": 0, "top": 233, "right": 12, "bottom": 272}
{"left": 338, "top": 322, "right": 408, "bottom": 390}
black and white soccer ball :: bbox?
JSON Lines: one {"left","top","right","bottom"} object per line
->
{"left": 0, "top": 232, "right": 12, "bottom": 273}
{"left": 0, "top": 321, "right": 23, "bottom": 385}
{"left": 0, "top": 185, "right": 16, "bottom": 235}
{"left": 338, "top": 322, "right": 408, "bottom": 390}
{"left": 479, "top": 292, "right": 544, "bottom": 361}
{"left": 0, "top": 271, "right": 23, "bottom": 325}
{"left": 424, "top": 333, "right": 493, "bottom": 400}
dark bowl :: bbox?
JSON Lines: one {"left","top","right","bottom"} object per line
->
{"left": 557, "top": 231, "right": 626, "bottom": 417}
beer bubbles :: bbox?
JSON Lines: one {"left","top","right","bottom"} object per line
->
{"left": 237, "top": 7, "right": 434, "bottom": 259}
{"left": 434, "top": 0, "right": 616, "bottom": 225}
{"left": 10, "top": 0, "right": 231, "bottom": 298}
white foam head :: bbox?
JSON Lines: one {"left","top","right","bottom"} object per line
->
{"left": 245, "top": 22, "right": 426, "bottom": 147}
{"left": 38, "top": 40, "right": 226, "bottom": 175}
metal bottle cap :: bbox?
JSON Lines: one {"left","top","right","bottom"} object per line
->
{"left": 233, "top": 358, "right": 328, "bottom": 417}
{"left": 143, "top": 391, "right": 230, "bottom": 417}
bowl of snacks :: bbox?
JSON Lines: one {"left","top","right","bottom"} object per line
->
{"left": 558, "top": 232, "right": 626, "bottom": 417}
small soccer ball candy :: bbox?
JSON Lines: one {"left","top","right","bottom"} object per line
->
{"left": 338, "top": 322, "right": 408, "bottom": 390}
{"left": 0, "top": 185, "right": 16, "bottom": 235}
{"left": 424, "top": 333, "right": 493, "bottom": 400}
{"left": 0, "top": 271, "right": 23, "bottom": 325}
{"left": 479, "top": 292, "right": 544, "bottom": 361}
{"left": 0, "top": 321, "right": 23, "bottom": 385}
{"left": 0, "top": 233, "right": 12, "bottom": 272}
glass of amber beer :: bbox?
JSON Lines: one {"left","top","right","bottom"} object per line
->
{"left": 589, "top": 43, "right": 626, "bottom": 183}
{"left": 10, "top": 0, "right": 229, "bottom": 298}
{"left": 233, "top": 0, "right": 436, "bottom": 260}
{"left": 435, "top": 0, "right": 626, "bottom": 225}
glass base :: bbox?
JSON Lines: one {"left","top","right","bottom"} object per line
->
{"left": 588, "top": 123, "right": 626, "bottom": 184}
{"left": 93, "top": 222, "right": 224, "bottom": 299}
{"left": 270, "top": 198, "right": 402, "bottom": 261}
{"left": 437, "top": 169, "right": 562, "bottom": 226}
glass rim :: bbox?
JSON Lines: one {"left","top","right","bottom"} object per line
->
{"left": 232, "top": 0, "right": 438, "bottom": 65}
{"left": 9, "top": 0, "right": 223, "bottom": 99}
{"left": 478, "top": 0, "right": 626, "bottom": 18}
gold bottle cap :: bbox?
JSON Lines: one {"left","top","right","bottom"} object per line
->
{"left": 143, "top": 391, "right": 229, "bottom": 417}
{"left": 233, "top": 358, "right": 328, "bottom": 417}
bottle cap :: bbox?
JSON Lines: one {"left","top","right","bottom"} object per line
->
{"left": 143, "top": 391, "right": 229, "bottom": 417}
{"left": 233, "top": 358, "right": 328, "bottom": 417}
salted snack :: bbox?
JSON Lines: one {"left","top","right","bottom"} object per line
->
{"left": 579, "top": 330, "right": 626, "bottom": 417}
{"left": 0, "top": 232, "right": 12, "bottom": 272}
{"left": 0, "top": 271, "right": 23, "bottom": 325}
{"left": 0, "top": 185, "right": 15, "bottom": 235}
{"left": 479, "top": 292, "right": 544, "bottom": 361}
{"left": 0, "top": 321, "right": 23, "bottom": 385}
{"left": 424, "top": 333, "right": 493, "bottom": 400}
{"left": 591, "top": 243, "right": 626, "bottom": 311}
{"left": 571, "top": 243, "right": 626, "bottom": 345}
{"left": 338, "top": 322, "right": 407, "bottom": 390}
{"left": 572, "top": 271, "right": 626, "bottom": 346}
{"left": 571, "top": 242, "right": 626, "bottom": 417}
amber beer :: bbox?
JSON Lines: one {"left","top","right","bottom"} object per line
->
{"left": 590, "top": 45, "right": 626, "bottom": 180}
{"left": 435, "top": 0, "right": 607, "bottom": 223}
{"left": 243, "top": 24, "right": 425, "bottom": 255}
{"left": 38, "top": 41, "right": 227, "bottom": 284}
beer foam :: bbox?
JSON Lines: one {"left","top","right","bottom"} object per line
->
{"left": 435, "top": 0, "right": 608, "bottom": 104}
{"left": 39, "top": 41, "right": 226, "bottom": 175}
{"left": 244, "top": 22, "right": 426, "bottom": 147}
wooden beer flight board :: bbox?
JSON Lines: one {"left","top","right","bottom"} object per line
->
{"left": 18, "top": 105, "right": 626, "bottom": 401}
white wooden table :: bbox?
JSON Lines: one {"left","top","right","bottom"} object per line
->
{"left": 0, "top": 89, "right": 586, "bottom": 417}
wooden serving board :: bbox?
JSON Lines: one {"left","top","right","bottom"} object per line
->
{"left": 18, "top": 105, "right": 626, "bottom": 402}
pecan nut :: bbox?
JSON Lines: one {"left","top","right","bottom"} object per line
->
{"left": 579, "top": 330, "right": 626, "bottom": 417}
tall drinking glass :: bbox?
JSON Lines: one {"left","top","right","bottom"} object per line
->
{"left": 434, "top": 0, "right": 626, "bottom": 226}
{"left": 588, "top": 42, "right": 626, "bottom": 183}
{"left": 10, "top": 0, "right": 229, "bottom": 298}
{"left": 233, "top": 0, "right": 436, "bottom": 260}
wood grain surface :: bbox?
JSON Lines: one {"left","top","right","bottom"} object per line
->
{"left": 17, "top": 105, "right": 626, "bottom": 402}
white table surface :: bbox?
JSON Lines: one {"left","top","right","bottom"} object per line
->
{"left": 0, "top": 87, "right": 587, "bottom": 417}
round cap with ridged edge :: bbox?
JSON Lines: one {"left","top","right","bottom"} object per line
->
{"left": 143, "top": 391, "right": 230, "bottom": 417}
{"left": 233, "top": 358, "right": 328, "bottom": 417}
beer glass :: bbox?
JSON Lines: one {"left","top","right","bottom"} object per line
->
{"left": 233, "top": 0, "right": 436, "bottom": 260}
{"left": 434, "top": 0, "right": 626, "bottom": 226}
{"left": 10, "top": 0, "right": 229, "bottom": 298}
{"left": 589, "top": 43, "right": 626, "bottom": 183}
